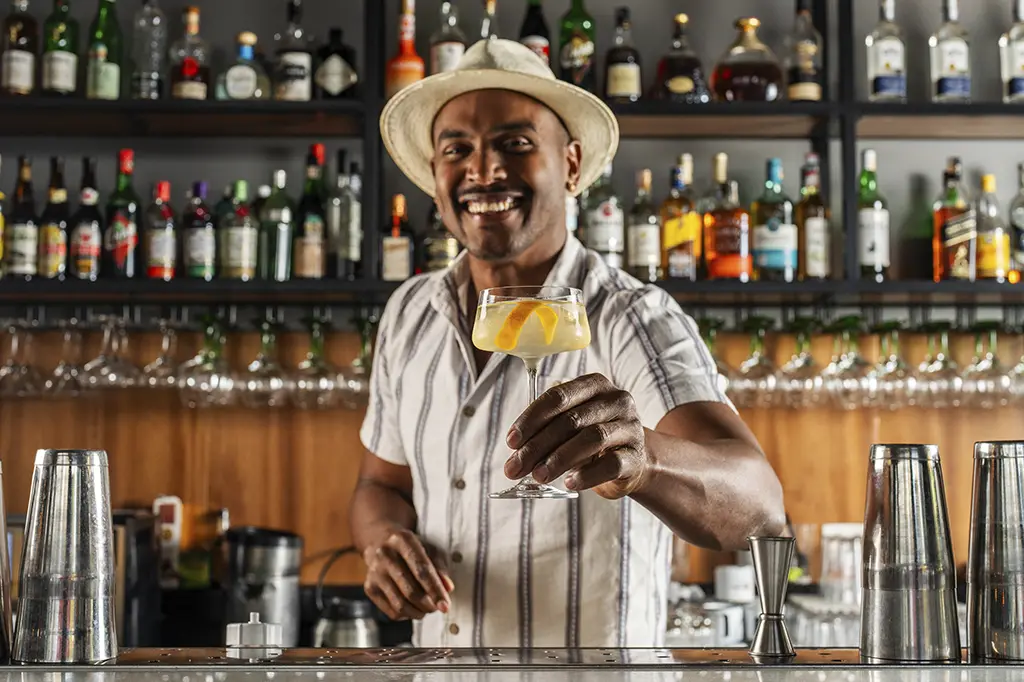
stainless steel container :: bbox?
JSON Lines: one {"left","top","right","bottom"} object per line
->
{"left": 223, "top": 527, "right": 302, "bottom": 648}
{"left": 860, "top": 444, "right": 961, "bottom": 664}
{"left": 12, "top": 449, "right": 117, "bottom": 663}
{"left": 968, "top": 440, "right": 1024, "bottom": 662}
{"left": 314, "top": 599, "right": 380, "bottom": 648}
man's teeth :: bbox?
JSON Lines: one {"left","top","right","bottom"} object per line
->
{"left": 466, "top": 198, "right": 517, "bottom": 215}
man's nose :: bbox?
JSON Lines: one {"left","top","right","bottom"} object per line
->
{"left": 466, "top": 148, "right": 507, "bottom": 186}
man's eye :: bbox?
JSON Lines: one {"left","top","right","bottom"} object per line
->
{"left": 505, "top": 137, "right": 533, "bottom": 151}
{"left": 443, "top": 144, "right": 468, "bottom": 157}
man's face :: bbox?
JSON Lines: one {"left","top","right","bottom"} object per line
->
{"left": 431, "top": 89, "right": 582, "bottom": 263}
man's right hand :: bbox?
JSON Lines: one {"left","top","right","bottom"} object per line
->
{"left": 362, "top": 528, "right": 454, "bottom": 621}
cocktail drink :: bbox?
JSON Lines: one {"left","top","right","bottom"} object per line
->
{"left": 472, "top": 286, "right": 591, "bottom": 499}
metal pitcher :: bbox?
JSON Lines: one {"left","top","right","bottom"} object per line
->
{"left": 313, "top": 546, "right": 379, "bottom": 648}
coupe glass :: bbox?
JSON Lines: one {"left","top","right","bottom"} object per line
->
{"left": 868, "top": 321, "right": 918, "bottom": 410}
{"left": 472, "top": 286, "right": 591, "bottom": 500}
{"left": 961, "top": 322, "right": 1013, "bottom": 409}
{"left": 241, "top": 320, "right": 292, "bottom": 409}
{"left": 142, "top": 319, "right": 180, "bottom": 389}
{"left": 825, "top": 316, "right": 873, "bottom": 411}
{"left": 729, "top": 316, "right": 777, "bottom": 410}
{"left": 0, "top": 320, "right": 44, "bottom": 398}
{"left": 917, "top": 322, "right": 963, "bottom": 408}
{"left": 44, "top": 319, "right": 87, "bottom": 398}
{"left": 776, "top": 317, "right": 822, "bottom": 409}
{"left": 292, "top": 318, "right": 342, "bottom": 410}
{"left": 696, "top": 317, "right": 736, "bottom": 399}
{"left": 178, "top": 320, "right": 236, "bottom": 409}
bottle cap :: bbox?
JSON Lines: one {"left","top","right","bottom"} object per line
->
{"left": 982, "top": 174, "right": 996, "bottom": 193}
{"left": 238, "top": 32, "right": 258, "bottom": 46}
{"left": 273, "top": 170, "right": 287, "bottom": 189}
{"left": 119, "top": 149, "right": 135, "bottom": 175}
{"left": 193, "top": 181, "right": 208, "bottom": 200}
{"left": 674, "top": 13, "right": 689, "bottom": 25}
{"left": 862, "top": 149, "right": 877, "bottom": 171}
{"left": 393, "top": 194, "right": 407, "bottom": 217}
{"left": 156, "top": 181, "right": 171, "bottom": 203}
{"left": 312, "top": 143, "right": 325, "bottom": 167}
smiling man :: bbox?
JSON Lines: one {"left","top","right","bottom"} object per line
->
{"left": 349, "top": 39, "right": 785, "bottom": 648}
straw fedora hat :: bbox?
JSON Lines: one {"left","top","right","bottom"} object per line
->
{"left": 380, "top": 38, "right": 619, "bottom": 199}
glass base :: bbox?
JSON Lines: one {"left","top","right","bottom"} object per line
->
{"left": 489, "top": 480, "right": 579, "bottom": 500}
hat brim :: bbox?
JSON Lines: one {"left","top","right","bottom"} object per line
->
{"left": 380, "top": 69, "right": 620, "bottom": 199}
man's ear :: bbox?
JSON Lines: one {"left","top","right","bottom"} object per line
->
{"left": 566, "top": 140, "right": 583, "bottom": 189}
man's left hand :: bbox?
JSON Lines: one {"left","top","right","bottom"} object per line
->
{"left": 504, "top": 373, "right": 650, "bottom": 499}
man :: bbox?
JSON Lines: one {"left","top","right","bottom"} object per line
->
{"left": 350, "top": 39, "right": 785, "bottom": 649}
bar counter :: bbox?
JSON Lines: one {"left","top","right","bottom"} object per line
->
{"left": 0, "top": 649, "right": 1016, "bottom": 681}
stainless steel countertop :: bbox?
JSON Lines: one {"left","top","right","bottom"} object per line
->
{"left": 0, "top": 648, "right": 1018, "bottom": 681}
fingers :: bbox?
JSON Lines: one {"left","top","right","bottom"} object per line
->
{"left": 564, "top": 446, "right": 647, "bottom": 496}
{"left": 506, "top": 373, "right": 613, "bottom": 449}
{"left": 362, "top": 530, "right": 454, "bottom": 621}
{"left": 381, "top": 546, "right": 439, "bottom": 614}
{"left": 531, "top": 419, "right": 636, "bottom": 484}
{"left": 365, "top": 573, "right": 426, "bottom": 621}
{"left": 390, "top": 531, "right": 452, "bottom": 610}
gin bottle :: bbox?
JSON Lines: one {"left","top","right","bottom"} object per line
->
{"left": 999, "top": 0, "right": 1024, "bottom": 103}
{"left": 865, "top": 0, "right": 905, "bottom": 101}
{"left": 929, "top": 0, "right": 970, "bottom": 102}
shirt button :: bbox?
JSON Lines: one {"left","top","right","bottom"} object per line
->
{"left": 454, "top": 478, "right": 466, "bottom": 490}
{"left": 462, "top": 406, "right": 475, "bottom": 418}
{"left": 449, "top": 623, "right": 460, "bottom": 635}
{"left": 452, "top": 551, "right": 464, "bottom": 563}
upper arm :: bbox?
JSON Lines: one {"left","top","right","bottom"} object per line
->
{"left": 655, "top": 401, "right": 762, "bottom": 453}
{"left": 358, "top": 293, "right": 409, "bottom": 467}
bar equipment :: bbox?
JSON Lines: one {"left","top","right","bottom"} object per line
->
{"left": 0, "top": 462, "right": 12, "bottom": 663}
{"left": 12, "top": 449, "right": 117, "bottom": 663}
{"left": 860, "top": 444, "right": 961, "bottom": 663}
{"left": 226, "top": 612, "right": 283, "bottom": 661}
{"left": 968, "top": 440, "right": 1024, "bottom": 662}
{"left": 748, "top": 536, "right": 795, "bottom": 660}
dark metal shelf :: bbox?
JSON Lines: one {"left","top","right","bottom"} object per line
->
{"left": 611, "top": 101, "right": 834, "bottom": 139}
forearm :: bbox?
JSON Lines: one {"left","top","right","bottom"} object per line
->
{"left": 630, "top": 429, "right": 786, "bottom": 551}
{"left": 350, "top": 478, "right": 419, "bottom": 555}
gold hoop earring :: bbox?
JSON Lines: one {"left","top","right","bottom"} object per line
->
{"left": 567, "top": 181, "right": 577, "bottom": 193}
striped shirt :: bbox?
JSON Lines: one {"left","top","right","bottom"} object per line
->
{"left": 359, "top": 232, "right": 728, "bottom": 648}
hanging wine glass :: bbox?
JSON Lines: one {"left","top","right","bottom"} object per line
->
{"left": 142, "top": 319, "right": 180, "bottom": 389}
{"left": 696, "top": 317, "right": 736, "bottom": 399}
{"left": 729, "top": 315, "right": 777, "bottom": 410}
{"left": 776, "top": 317, "right": 822, "bottom": 409}
{"left": 110, "top": 319, "right": 143, "bottom": 388}
{"left": 44, "top": 318, "right": 88, "bottom": 398}
{"left": 0, "top": 319, "right": 44, "bottom": 398}
{"left": 241, "top": 319, "right": 292, "bottom": 409}
{"left": 828, "top": 316, "right": 873, "bottom": 411}
{"left": 818, "top": 321, "right": 846, "bottom": 404}
{"left": 178, "top": 319, "right": 236, "bottom": 409}
{"left": 961, "top": 321, "right": 1013, "bottom": 409}
{"left": 339, "top": 313, "right": 377, "bottom": 410}
{"left": 292, "top": 317, "right": 341, "bottom": 410}
{"left": 868, "top": 321, "right": 918, "bottom": 411}
{"left": 1009, "top": 326, "right": 1024, "bottom": 403}
{"left": 917, "top": 321, "right": 963, "bottom": 408}
{"left": 83, "top": 315, "right": 130, "bottom": 389}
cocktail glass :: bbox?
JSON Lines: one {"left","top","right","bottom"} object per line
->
{"left": 472, "top": 285, "right": 591, "bottom": 500}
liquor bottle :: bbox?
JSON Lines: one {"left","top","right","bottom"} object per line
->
{"left": 626, "top": 169, "right": 661, "bottom": 282}
{"left": 581, "top": 163, "right": 624, "bottom": 269}
{"left": 130, "top": 0, "right": 165, "bottom": 99}
{"left": 705, "top": 178, "right": 752, "bottom": 282}
{"left": 932, "top": 157, "right": 976, "bottom": 281}
{"left": 68, "top": 158, "right": 102, "bottom": 281}
{"left": 999, "top": 0, "right": 1024, "bottom": 103}
{"left": 795, "top": 153, "right": 829, "bottom": 280}
{"left": 423, "top": 202, "right": 460, "bottom": 272}
{"left": 6, "top": 157, "right": 36, "bottom": 279}
{"left": 386, "top": 0, "right": 424, "bottom": 99}
{"left": 650, "top": 14, "right": 709, "bottom": 104}
{"left": 143, "top": 181, "right": 175, "bottom": 280}
{"left": 1009, "top": 164, "right": 1024, "bottom": 271}
{"left": 865, "top": 0, "right": 906, "bottom": 102}
{"left": 252, "top": 184, "right": 271, "bottom": 217}
{"left": 660, "top": 154, "right": 701, "bottom": 281}
{"left": 604, "top": 8, "right": 641, "bottom": 104}
{"left": 976, "top": 174, "right": 1010, "bottom": 282}
{"left": 430, "top": 1, "right": 466, "bottom": 74}
{"left": 41, "top": 0, "right": 78, "bottom": 96}
{"left": 221, "top": 180, "right": 258, "bottom": 281}
{"left": 213, "top": 185, "right": 235, "bottom": 226}
{"left": 216, "top": 33, "right": 271, "bottom": 100}
{"left": 327, "top": 155, "right": 362, "bottom": 279}
{"left": 559, "top": 0, "right": 596, "bottom": 92}
{"left": 294, "top": 146, "right": 327, "bottom": 279}
{"left": 274, "top": 0, "right": 312, "bottom": 102}
{"left": 86, "top": 0, "right": 121, "bottom": 100}
{"left": 169, "top": 6, "right": 210, "bottom": 100}
{"left": 258, "top": 171, "right": 294, "bottom": 282}
{"left": 929, "top": 0, "right": 970, "bottom": 102}
{"left": 103, "top": 149, "right": 141, "bottom": 278}
{"left": 2, "top": 0, "right": 39, "bottom": 96}
{"left": 783, "top": 0, "right": 823, "bottom": 101}
{"left": 315, "top": 28, "right": 358, "bottom": 98}
{"left": 519, "top": 0, "right": 550, "bottom": 66}
{"left": 381, "top": 194, "right": 414, "bottom": 282}
{"left": 37, "top": 156, "right": 68, "bottom": 280}
{"left": 480, "top": 0, "right": 498, "bottom": 41}
{"left": 857, "top": 149, "right": 890, "bottom": 282}
{"left": 711, "top": 18, "right": 783, "bottom": 102}
{"left": 181, "top": 181, "right": 215, "bottom": 280}
{"left": 752, "top": 158, "right": 797, "bottom": 282}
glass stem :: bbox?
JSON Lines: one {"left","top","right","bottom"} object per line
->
{"left": 522, "top": 360, "right": 541, "bottom": 487}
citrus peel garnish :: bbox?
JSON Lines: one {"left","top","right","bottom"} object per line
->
{"left": 494, "top": 301, "right": 559, "bottom": 351}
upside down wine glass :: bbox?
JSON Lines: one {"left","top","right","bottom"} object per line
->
{"left": 472, "top": 286, "right": 592, "bottom": 500}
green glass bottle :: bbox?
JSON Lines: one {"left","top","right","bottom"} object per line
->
{"left": 294, "top": 145, "right": 326, "bottom": 279}
{"left": 558, "top": 0, "right": 596, "bottom": 92}
{"left": 103, "top": 148, "right": 141, "bottom": 278}
{"left": 221, "top": 179, "right": 258, "bottom": 281}
{"left": 258, "top": 170, "right": 294, "bottom": 282}
{"left": 42, "top": 0, "right": 79, "bottom": 96}
{"left": 85, "top": 0, "right": 122, "bottom": 100}
{"left": 857, "top": 149, "right": 891, "bottom": 282}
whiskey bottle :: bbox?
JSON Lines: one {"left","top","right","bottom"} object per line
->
{"left": 999, "top": 0, "right": 1024, "bottom": 103}
{"left": 429, "top": 1, "right": 467, "bottom": 75}
{"left": 866, "top": 0, "right": 906, "bottom": 101}
{"left": 604, "top": 7, "right": 641, "bottom": 104}
{"left": 386, "top": 0, "right": 424, "bottom": 99}
{"left": 626, "top": 169, "right": 661, "bottom": 283}
{"left": 932, "top": 157, "right": 976, "bottom": 282}
{"left": 169, "top": 6, "right": 211, "bottom": 100}
{"left": 796, "top": 153, "right": 829, "bottom": 280}
{"left": 929, "top": 0, "right": 970, "bottom": 102}
{"left": 37, "top": 156, "right": 68, "bottom": 280}
{"left": 42, "top": 0, "right": 78, "bottom": 96}
{"left": 650, "top": 14, "right": 709, "bottom": 104}
{"left": 1, "top": 0, "right": 38, "bottom": 96}
{"left": 581, "top": 163, "right": 624, "bottom": 269}
{"left": 68, "top": 157, "right": 102, "bottom": 281}
{"left": 857, "top": 149, "right": 890, "bottom": 282}
{"left": 519, "top": 0, "right": 551, "bottom": 66}
{"left": 659, "top": 154, "right": 701, "bottom": 281}
{"left": 1009, "top": 164, "right": 1024, "bottom": 270}
{"left": 705, "top": 179, "right": 752, "bottom": 282}
{"left": 976, "top": 174, "right": 1010, "bottom": 282}
{"left": 6, "top": 156, "right": 36, "bottom": 279}
{"left": 381, "top": 194, "right": 414, "bottom": 282}
{"left": 752, "top": 158, "right": 797, "bottom": 283}
{"left": 143, "top": 181, "right": 175, "bottom": 281}
{"left": 711, "top": 18, "right": 782, "bottom": 102}
{"left": 783, "top": 0, "right": 823, "bottom": 101}
{"left": 558, "top": 0, "right": 596, "bottom": 92}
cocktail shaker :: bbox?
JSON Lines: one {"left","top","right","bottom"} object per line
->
{"left": 968, "top": 441, "right": 1024, "bottom": 662}
{"left": 860, "top": 444, "right": 961, "bottom": 663}
{"left": 12, "top": 449, "right": 117, "bottom": 663}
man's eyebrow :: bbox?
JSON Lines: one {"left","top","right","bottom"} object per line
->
{"left": 436, "top": 121, "right": 537, "bottom": 143}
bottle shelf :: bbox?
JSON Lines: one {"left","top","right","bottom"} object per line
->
{"left": 855, "top": 102, "right": 1024, "bottom": 140}
{"left": 611, "top": 101, "right": 834, "bottom": 139}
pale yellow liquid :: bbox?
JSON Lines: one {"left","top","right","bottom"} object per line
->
{"left": 472, "top": 300, "right": 591, "bottom": 362}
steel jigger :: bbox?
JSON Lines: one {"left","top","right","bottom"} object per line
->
{"left": 748, "top": 536, "right": 796, "bottom": 662}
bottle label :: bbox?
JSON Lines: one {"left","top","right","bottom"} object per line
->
{"left": 70, "top": 221, "right": 102, "bottom": 279}
{"left": 942, "top": 210, "right": 977, "bottom": 279}
{"left": 184, "top": 226, "right": 216, "bottom": 278}
{"left": 559, "top": 33, "right": 595, "bottom": 88}
{"left": 857, "top": 208, "right": 891, "bottom": 268}
{"left": 316, "top": 54, "right": 358, "bottom": 95}
{"left": 38, "top": 225, "right": 67, "bottom": 278}
{"left": 386, "top": 57, "right": 425, "bottom": 98}
{"left": 104, "top": 212, "right": 138, "bottom": 270}
{"left": 276, "top": 52, "right": 312, "bottom": 101}
{"left": 146, "top": 229, "right": 176, "bottom": 278}
{"left": 7, "top": 223, "right": 38, "bottom": 275}
{"left": 381, "top": 235, "right": 411, "bottom": 281}
{"left": 804, "top": 216, "right": 829, "bottom": 278}
{"left": 430, "top": 42, "right": 465, "bottom": 75}
{"left": 935, "top": 39, "right": 970, "bottom": 97}
{"left": 1, "top": 50, "right": 34, "bottom": 94}
{"left": 666, "top": 75, "right": 695, "bottom": 94}
{"left": 663, "top": 213, "right": 701, "bottom": 277}
{"left": 869, "top": 37, "right": 906, "bottom": 97}
{"left": 172, "top": 80, "right": 208, "bottom": 100}
{"left": 86, "top": 43, "right": 120, "bottom": 100}
{"left": 80, "top": 187, "right": 99, "bottom": 206}
{"left": 521, "top": 36, "right": 550, "bottom": 63}
{"left": 977, "top": 231, "right": 1011, "bottom": 279}
{"left": 584, "top": 201, "right": 624, "bottom": 253}
{"left": 708, "top": 216, "right": 752, "bottom": 279}
{"left": 606, "top": 63, "right": 641, "bottom": 98}
{"left": 425, "top": 236, "right": 460, "bottom": 271}
{"left": 1012, "top": 205, "right": 1024, "bottom": 268}
{"left": 294, "top": 216, "right": 325, "bottom": 278}
{"left": 225, "top": 65, "right": 258, "bottom": 99}
{"left": 753, "top": 221, "right": 797, "bottom": 271}
{"left": 1008, "top": 43, "right": 1024, "bottom": 95}
{"left": 42, "top": 51, "right": 77, "bottom": 93}
{"left": 787, "top": 41, "right": 821, "bottom": 101}
{"left": 627, "top": 224, "right": 660, "bottom": 267}
{"left": 223, "top": 225, "right": 258, "bottom": 277}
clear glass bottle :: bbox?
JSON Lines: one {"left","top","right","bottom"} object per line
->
{"left": 169, "top": 6, "right": 209, "bottom": 100}
{"left": 783, "top": 0, "right": 822, "bottom": 101}
{"left": 604, "top": 7, "right": 641, "bottom": 104}
{"left": 752, "top": 158, "right": 797, "bottom": 283}
{"left": 1009, "top": 163, "right": 1024, "bottom": 271}
{"left": 626, "top": 169, "right": 661, "bottom": 283}
{"left": 929, "top": 0, "right": 971, "bottom": 102}
{"left": 1000, "top": 0, "right": 1024, "bottom": 103}
{"left": 131, "top": 0, "right": 166, "bottom": 99}
{"left": 976, "top": 174, "right": 1010, "bottom": 282}
{"left": 866, "top": 0, "right": 906, "bottom": 101}
{"left": 711, "top": 18, "right": 783, "bottom": 102}
{"left": 327, "top": 154, "right": 362, "bottom": 280}
{"left": 215, "top": 32, "right": 270, "bottom": 100}
{"left": 274, "top": 0, "right": 313, "bottom": 101}
{"left": 858, "top": 149, "right": 890, "bottom": 282}
{"left": 650, "top": 14, "right": 709, "bottom": 103}
{"left": 581, "top": 163, "right": 624, "bottom": 269}
{"left": 430, "top": 1, "right": 466, "bottom": 74}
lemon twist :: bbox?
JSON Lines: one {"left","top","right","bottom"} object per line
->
{"left": 494, "top": 301, "right": 559, "bottom": 351}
